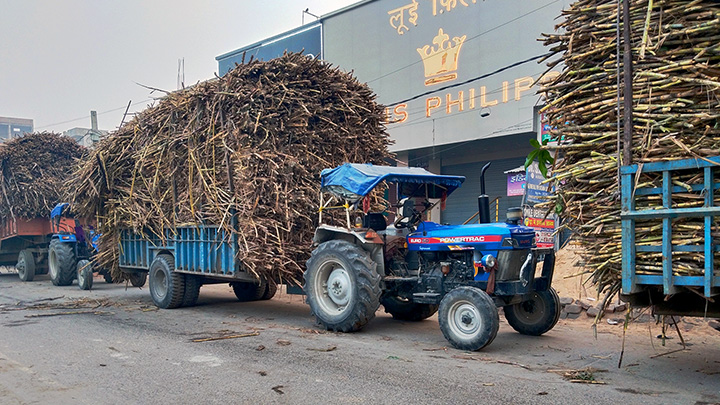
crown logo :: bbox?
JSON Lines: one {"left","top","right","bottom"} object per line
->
{"left": 416, "top": 29, "right": 466, "bottom": 86}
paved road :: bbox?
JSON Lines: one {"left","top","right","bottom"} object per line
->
{"left": 0, "top": 273, "right": 719, "bottom": 404}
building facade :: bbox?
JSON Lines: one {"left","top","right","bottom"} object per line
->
{"left": 216, "top": 0, "right": 568, "bottom": 225}
{"left": 0, "top": 116, "right": 33, "bottom": 141}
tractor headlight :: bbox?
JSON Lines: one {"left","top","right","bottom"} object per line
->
{"left": 481, "top": 254, "right": 497, "bottom": 269}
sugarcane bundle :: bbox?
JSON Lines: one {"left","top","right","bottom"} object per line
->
{"left": 69, "top": 53, "right": 393, "bottom": 283}
{"left": 0, "top": 132, "right": 85, "bottom": 219}
{"left": 539, "top": 0, "right": 720, "bottom": 296}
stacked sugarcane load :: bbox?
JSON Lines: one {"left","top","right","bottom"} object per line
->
{"left": 69, "top": 53, "right": 393, "bottom": 283}
{"left": 540, "top": 0, "right": 720, "bottom": 298}
{"left": 0, "top": 132, "right": 85, "bottom": 220}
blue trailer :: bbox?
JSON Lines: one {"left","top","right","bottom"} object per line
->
{"left": 620, "top": 156, "right": 720, "bottom": 317}
{"left": 118, "top": 226, "right": 278, "bottom": 309}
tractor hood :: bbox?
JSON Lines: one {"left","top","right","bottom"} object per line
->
{"left": 321, "top": 163, "right": 465, "bottom": 201}
{"left": 406, "top": 221, "right": 536, "bottom": 251}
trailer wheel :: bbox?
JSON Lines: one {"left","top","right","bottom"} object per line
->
{"left": 382, "top": 295, "right": 438, "bottom": 321}
{"left": 304, "top": 240, "right": 381, "bottom": 333}
{"left": 48, "top": 239, "right": 76, "bottom": 286}
{"left": 231, "top": 280, "right": 265, "bottom": 302}
{"left": 182, "top": 274, "right": 201, "bottom": 307}
{"left": 148, "top": 254, "right": 185, "bottom": 309}
{"left": 439, "top": 286, "right": 499, "bottom": 351}
{"left": 261, "top": 279, "right": 278, "bottom": 300}
{"left": 77, "top": 259, "right": 93, "bottom": 291}
{"left": 129, "top": 272, "right": 147, "bottom": 288}
{"left": 504, "top": 288, "right": 561, "bottom": 336}
{"left": 103, "top": 271, "right": 114, "bottom": 283}
{"left": 16, "top": 249, "right": 36, "bottom": 282}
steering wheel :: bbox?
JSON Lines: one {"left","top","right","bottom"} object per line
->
{"left": 394, "top": 210, "right": 421, "bottom": 229}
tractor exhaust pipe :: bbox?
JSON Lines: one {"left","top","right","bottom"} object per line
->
{"left": 478, "top": 162, "right": 491, "bottom": 224}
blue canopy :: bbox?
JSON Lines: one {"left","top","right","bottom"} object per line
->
{"left": 320, "top": 163, "right": 465, "bottom": 200}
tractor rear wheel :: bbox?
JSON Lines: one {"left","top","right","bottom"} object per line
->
{"left": 504, "top": 288, "right": 561, "bottom": 336}
{"left": 304, "top": 240, "right": 381, "bottom": 332}
{"left": 48, "top": 239, "right": 76, "bottom": 286}
{"left": 16, "top": 249, "right": 36, "bottom": 282}
{"left": 77, "top": 259, "right": 93, "bottom": 290}
{"left": 439, "top": 286, "right": 499, "bottom": 351}
{"left": 148, "top": 254, "right": 185, "bottom": 309}
{"left": 382, "top": 295, "right": 438, "bottom": 321}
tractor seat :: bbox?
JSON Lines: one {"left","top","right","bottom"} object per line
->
{"left": 363, "top": 213, "right": 387, "bottom": 231}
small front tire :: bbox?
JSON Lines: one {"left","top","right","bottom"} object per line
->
{"left": 438, "top": 287, "right": 499, "bottom": 351}
{"left": 77, "top": 260, "right": 93, "bottom": 291}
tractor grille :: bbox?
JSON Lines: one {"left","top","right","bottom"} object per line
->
{"left": 496, "top": 249, "right": 531, "bottom": 281}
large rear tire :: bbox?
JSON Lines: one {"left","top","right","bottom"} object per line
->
{"left": 382, "top": 295, "right": 438, "bottom": 321}
{"left": 48, "top": 239, "right": 76, "bottom": 286}
{"left": 304, "top": 240, "right": 381, "bottom": 332}
{"left": 504, "top": 288, "right": 561, "bottom": 336}
{"left": 148, "top": 254, "right": 185, "bottom": 309}
{"left": 16, "top": 249, "right": 36, "bottom": 282}
{"left": 439, "top": 286, "right": 499, "bottom": 351}
{"left": 77, "top": 259, "right": 93, "bottom": 291}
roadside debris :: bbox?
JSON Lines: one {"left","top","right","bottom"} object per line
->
{"left": 191, "top": 332, "right": 260, "bottom": 343}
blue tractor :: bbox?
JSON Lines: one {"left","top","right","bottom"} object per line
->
{"left": 49, "top": 203, "right": 146, "bottom": 290}
{"left": 305, "top": 164, "right": 559, "bottom": 351}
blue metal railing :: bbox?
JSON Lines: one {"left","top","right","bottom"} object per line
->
{"left": 621, "top": 156, "right": 720, "bottom": 297}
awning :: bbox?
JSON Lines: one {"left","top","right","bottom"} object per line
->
{"left": 320, "top": 163, "right": 465, "bottom": 201}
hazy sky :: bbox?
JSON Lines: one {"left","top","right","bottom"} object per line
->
{"left": 0, "top": 0, "right": 358, "bottom": 133}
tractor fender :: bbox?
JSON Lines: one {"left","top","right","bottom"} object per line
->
{"left": 312, "top": 225, "right": 386, "bottom": 276}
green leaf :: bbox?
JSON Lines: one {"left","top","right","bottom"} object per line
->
{"left": 524, "top": 150, "right": 538, "bottom": 169}
{"left": 530, "top": 139, "right": 541, "bottom": 149}
{"left": 538, "top": 159, "right": 548, "bottom": 178}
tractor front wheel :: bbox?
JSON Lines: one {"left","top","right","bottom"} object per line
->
{"left": 304, "top": 240, "right": 381, "bottom": 332}
{"left": 439, "top": 287, "right": 499, "bottom": 351}
{"left": 382, "top": 295, "right": 438, "bottom": 321}
{"left": 48, "top": 239, "right": 76, "bottom": 286}
{"left": 504, "top": 288, "right": 561, "bottom": 336}
{"left": 77, "top": 259, "right": 93, "bottom": 290}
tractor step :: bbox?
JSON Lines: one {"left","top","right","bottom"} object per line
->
{"left": 383, "top": 276, "right": 418, "bottom": 283}
{"left": 412, "top": 292, "right": 441, "bottom": 304}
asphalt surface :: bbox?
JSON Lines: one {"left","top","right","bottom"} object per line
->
{"left": 0, "top": 272, "right": 719, "bottom": 404}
